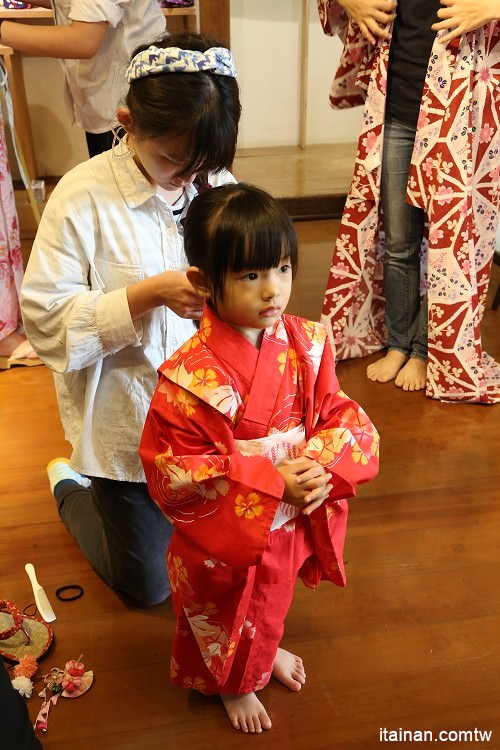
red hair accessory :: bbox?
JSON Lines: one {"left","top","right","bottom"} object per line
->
{"left": 34, "top": 656, "right": 94, "bottom": 733}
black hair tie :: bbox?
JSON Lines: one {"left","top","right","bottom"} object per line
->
{"left": 55, "top": 585, "right": 84, "bottom": 602}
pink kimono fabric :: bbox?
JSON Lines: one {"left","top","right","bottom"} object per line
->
{"left": 318, "top": 0, "right": 500, "bottom": 403}
{"left": 0, "top": 106, "right": 23, "bottom": 343}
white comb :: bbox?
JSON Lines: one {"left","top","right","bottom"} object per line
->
{"left": 25, "top": 563, "right": 56, "bottom": 623}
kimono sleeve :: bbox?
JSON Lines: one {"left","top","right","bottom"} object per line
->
{"left": 302, "top": 341, "right": 380, "bottom": 501}
{"left": 140, "top": 376, "right": 284, "bottom": 568}
{"left": 317, "top": 0, "right": 349, "bottom": 39}
{"left": 317, "top": 0, "right": 379, "bottom": 109}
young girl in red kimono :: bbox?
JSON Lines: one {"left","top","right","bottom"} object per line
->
{"left": 140, "top": 183, "right": 380, "bottom": 733}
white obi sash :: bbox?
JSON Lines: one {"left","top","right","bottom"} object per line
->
{"left": 234, "top": 424, "right": 306, "bottom": 531}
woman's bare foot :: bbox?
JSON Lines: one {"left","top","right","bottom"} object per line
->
{"left": 394, "top": 357, "right": 427, "bottom": 391}
{"left": 0, "top": 331, "right": 35, "bottom": 358}
{"left": 221, "top": 692, "right": 272, "bottom": 733}
{"left": 366, "top": 350, "right": 408, "bottom": 383}
{"left": 272, "top": 647, "right": 306, "bottom": 691}
{"left": 0, "top": 332, "right": 42, "bottom": 369}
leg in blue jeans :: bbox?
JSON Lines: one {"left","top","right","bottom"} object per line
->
{"left": 381, "top": 117, "right": 427, "bottom": 360}
{"left": 54, "top": 477, "right": 172, "bottom": 607}
{"left": 367, "top": 117, "right": 428, "bottom": 390}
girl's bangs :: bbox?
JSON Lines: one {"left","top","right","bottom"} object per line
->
{"left": 217, "top": 196, "right": 298, "bottom": 278}
{"left": 230, "top": 230, "right": 287, "bottom": 272}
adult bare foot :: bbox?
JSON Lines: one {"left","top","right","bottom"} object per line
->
{"left": 395, "top": 357, "right": 427, "bottom": 391}
{"left": 272, "top": 647, "right": 306, "bottom": 691}
{"left": 221, "top": 692, "right": 272, "bottom": 733}
{"left": 0, "top": 332, "right": 42, "bottom": 369}
{"left": 366, "top": 350, "right": 408, "bottom": 383}
{"left": 0, "top": 331, "right": 31, "bottom": 357}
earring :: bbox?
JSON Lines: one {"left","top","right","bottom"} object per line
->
{"left": 111, "top": 127, "right": 135, "bottom": 160}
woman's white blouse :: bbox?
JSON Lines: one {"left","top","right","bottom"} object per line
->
{"left": 20, "top": 150, "right": 235, "bottom": 482}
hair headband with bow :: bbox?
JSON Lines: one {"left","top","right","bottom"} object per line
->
{"left": 126, "top": 46, "right": 237, "bottom": 82}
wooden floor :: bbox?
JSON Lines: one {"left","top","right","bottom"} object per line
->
{"left": 233, "top": 144, "right": 357, "bottom": 199}
{"left": 1, "top": 214, "right": 499, "bottom": 748}
{"left": 233, "top": 143, "right": 356, "bottom": 218}
{"left": 233, "top": 144, "right": 356, "bottom": 220}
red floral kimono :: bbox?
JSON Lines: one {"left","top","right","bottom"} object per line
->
{"left": 140, "top": 305, "right": 379, "bottom": 695}
{"left": 318, "top": 0, "right": 500, "bottom": 403}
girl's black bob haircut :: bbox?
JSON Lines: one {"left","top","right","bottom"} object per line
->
{"left": 183, "top": 182, "right": 299, "bottom": 302}
{"left": 126, "top": 33, "right": 241, "bottom": 175}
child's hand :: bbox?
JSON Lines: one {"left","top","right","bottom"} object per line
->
{"left": 338, "top": 0, "right": 396, "bottom": 44}
{"left": 276, "top": 457, "right": 332, "bottom": 513}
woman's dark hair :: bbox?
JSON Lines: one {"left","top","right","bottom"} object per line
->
{"left": 126, "top": 33, "right": 241, "bottom": 174}
{"left": 184, "top": 183, "right": 299, "bottom": 302}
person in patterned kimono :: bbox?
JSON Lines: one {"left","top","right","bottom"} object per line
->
{"left": 0, "top": 101, "right": 41, "bottom": 369}
{"left": 140, "top": 183, "right": 380, "bottom": 733}
{"left": 318, "top": 0, "right": 499, "bottom": 402}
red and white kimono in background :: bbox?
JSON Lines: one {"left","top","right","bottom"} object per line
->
{"left": 318, "top": 0, "right": 500, "bottom": 403}
{"left": 140, "top": 304, "right": 379, "bottom": 695}
{"left": 0, "top": 105, "right": 23, "bottom": 345}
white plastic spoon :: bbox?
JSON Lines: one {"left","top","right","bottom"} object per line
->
{"left": 25, "top": 563, "right": 56, "bottom": 622}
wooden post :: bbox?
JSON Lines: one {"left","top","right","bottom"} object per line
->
{"left": 299, "top": 0, "right": 309, "bottom": 149}
{"left": 199, "top": 0, "right": 230, "bottom": 47}
{"left": 0, "top": 45, "right": 38, "bottom": 181}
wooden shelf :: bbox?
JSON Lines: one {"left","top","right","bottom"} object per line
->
{"left": 0, "top": 7, "right": 197, "bottom": 20}
{"left": 163, "top": 7, "right": 197, "bottom": 17}
{"left": 0, "top": 8, "right": 52, "bottom": 19}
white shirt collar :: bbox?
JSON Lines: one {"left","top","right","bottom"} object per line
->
{"left": 109, "top": 147, "right": 201, "bottom": 210}
{"left": 109, "top": 149, "right": 157, "bottom": 209}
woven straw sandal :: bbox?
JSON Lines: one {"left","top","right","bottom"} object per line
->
{"left": 0, "top": 599, "right": 53, "bottom": 663}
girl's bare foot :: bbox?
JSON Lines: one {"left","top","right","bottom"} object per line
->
{"left": 221, "top": 692, "right": 272, "bottom": 733}
{"left": 394, "top": 357, "right": 427, "bottom": 391}
{"left": 366, "top": 350, "right": 407, "bottom": 383}
{"left": 272, "top": 647, "right": 306, "bottom": 691}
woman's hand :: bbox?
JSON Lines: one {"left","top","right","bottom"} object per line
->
{"left": 127, "top": 270, "right": 205, "bottom": 320}
{"left": 276, "top": 457, "right": 332, "bottom": 514}
{"left": 338, "top": 0, "right": 397, "bottom": 44}
{"left": 153, "top": 270, "right": 205, "bottom": 319}
{"left": 432, "top": 0, "right": 499, "bottom": 43}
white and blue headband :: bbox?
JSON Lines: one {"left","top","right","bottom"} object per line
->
{"left": 126, "top": 46, "right": 237, "bottom": 83}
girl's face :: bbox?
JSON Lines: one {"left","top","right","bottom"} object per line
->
{"left": 131, "top": 131, "right": 198, "bottom": 192}
{"left": 214, "top": 253, "right": 293, "bottom": 347}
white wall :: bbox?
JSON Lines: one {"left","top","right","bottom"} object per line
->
{"left": 232, "top": 0, "right": 362, "bottom": 148}
{"left": 19, "top": 0, "right": 362, "bottom": 176}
